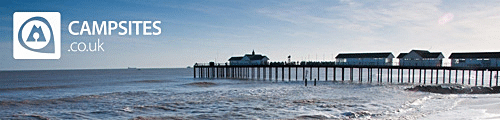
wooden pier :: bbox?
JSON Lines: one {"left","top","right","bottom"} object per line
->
{"left": 193, "top": 63, "right": 500, "bottom": 87}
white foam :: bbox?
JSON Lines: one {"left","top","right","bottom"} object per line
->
{"left": 422, "top": 94, "right": 500, "bottom": 119}
{"left": 409, "top": 95, "right": 432, "bottom": 106}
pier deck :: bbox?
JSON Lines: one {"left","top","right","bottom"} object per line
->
{"left": 193, "top": 63, "right": 500, "bottom": 87}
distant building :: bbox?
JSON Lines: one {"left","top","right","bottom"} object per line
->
{"left": 449, "top": 52, "right": 500, "bottom": 68}
{"left": 228, "top": 50, "right": 269, "bottom": 65}
{"left": 397, "top": 50, "right": 444, "bottom": 67}
{"left": 335, "top": 52, "right": 394, "bottom": 66}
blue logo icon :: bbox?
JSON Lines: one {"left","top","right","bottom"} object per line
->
{"left": 18, "top": 17, "right": 55, "bottom": 53}
{"left": 13, "top": 12, "right": 60, "bottom": 59}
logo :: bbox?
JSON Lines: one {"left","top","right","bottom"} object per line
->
{"left": 13, "top": 12, "right": 60, "bottom": 59}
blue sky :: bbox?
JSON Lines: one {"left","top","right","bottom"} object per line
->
{"left": 2, "top": 0, "right": 500, "bottom": 70}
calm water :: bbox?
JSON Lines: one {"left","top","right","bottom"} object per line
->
{"left": 0, "top": 68, "right": 461, "bottom": 119}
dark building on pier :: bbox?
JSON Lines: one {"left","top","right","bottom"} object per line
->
{"left": 398, "top": 50, "right": 444, "bottom": 67}
{"left": 228, "top": 50, "right": 270, "bottom": 66}
{"left": 335, "top": 52, "right": 394, "bottom": 66}
{"left": 449, "top": 52, "right": 500, "bottom": 68}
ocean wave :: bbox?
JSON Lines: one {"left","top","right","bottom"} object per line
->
{"left": 133, "top": 80, "right": 173, "bottom": 83}
{"left": 0, "top": 85, "right": 75, "bottom": 91}
{"left": 296, "top": 114, "right": 332, "bottom": 119}
{"left": 185, "top": 82, "right": 216, "bottom": 87}
{"left": 133, "top": 105, "right": 177, "bottom": 111}
{"left": 131, "top": 116, "right": 186, "bottom": 120}
{"left": 0, "top": 94, "right": 105, "bottom": 106}
{"left": 10, "top": 113, "right": 51, "bottom": 120}
{"left": 292, "top": 99, "right": 322, "bottom": 104}
{"left": 295, "top": 111, "right": 377, "bottom": 119}
{"left": 0, "top": 91, "right": 152, "bottom": 106}
{"left": 130, "top": 112, "right": 252, "bottom": 120}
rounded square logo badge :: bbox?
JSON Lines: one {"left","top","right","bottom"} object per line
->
{"left": 13, "top": 12, "right": 61, "bottom": 59}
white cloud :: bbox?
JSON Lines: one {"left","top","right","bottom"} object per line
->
{"left": 256, "top": 0, "right": 500, "bottom": 56}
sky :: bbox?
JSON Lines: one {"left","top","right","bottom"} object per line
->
{"left": 2, "top": 0, "right": 500, "bottom": 70}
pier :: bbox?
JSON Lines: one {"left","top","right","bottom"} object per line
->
{"left": 193, "top": 62, "right": 500, "bottom": 87}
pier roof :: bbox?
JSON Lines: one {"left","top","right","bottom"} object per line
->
{"left": 421, "top": 53, "right": 442, "bottom": 58}
{"left": 228, "top": 57, "right": 244, "bottom": 61}
{"left": 244, "top": 54, "right": 268, "bottom": 60}
{"left": 335, "top": 52, "right": 394, "bottom": 58}
{"left": 397, "top": 53, "right": 408, "bottom": 58}
{"left": 449, "top": 52, "right": 500, "bottom": 58}
{"left": 413, "top": 50, "right": 442, "bottom": 58}
{"left": 398, "top": 50, "right": 443, "bottom": 58}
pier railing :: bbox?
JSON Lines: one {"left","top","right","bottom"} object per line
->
{"left": 193, "top": 62, "right": 500, "bottom": 87}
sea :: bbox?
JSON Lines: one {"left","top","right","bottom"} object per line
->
{"left": 0, "top": 68, "right": 497, "bottom": 119}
